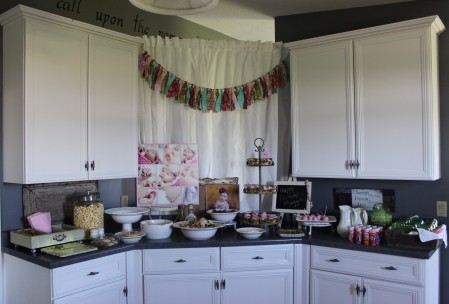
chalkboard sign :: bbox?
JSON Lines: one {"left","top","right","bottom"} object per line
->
{"left": 272, "top": 181, "right": 311, "bottom": 214}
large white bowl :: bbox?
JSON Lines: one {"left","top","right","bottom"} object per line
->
{"left": 173, "top": 221, "right": 224, "bottom": 240}
{"left": 207, "top": 209, "right": 239, "bottom": 222}
{"left": 105, "top": 207, "right": 149, "bottom": 231}
{"left": 140, "top": 219, "right": 173, "bottom": 239}
{"left": 236, "top": 227, "right": 266, "bottom": 239}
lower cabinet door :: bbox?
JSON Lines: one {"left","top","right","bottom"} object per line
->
{"left": 53, "top": 280, "right": 127, "bottom": 304}
{"left": 221, "top": 269, "right": 293, "bottom": 304}
{"left": 310, "top": 269, "right": 361, "bottom": 304}
{"left": 363, "top": 278, "right": 423, "bottom": 304}
{"left": 144, "top": 273, "right": 220, "bottom": 304}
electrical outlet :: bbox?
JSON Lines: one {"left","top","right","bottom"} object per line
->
{"left": 436, "top": 201, "right": 447, "bottom": 217}
{"left": 120, "top": 195, "right": 129, "bottom": 207}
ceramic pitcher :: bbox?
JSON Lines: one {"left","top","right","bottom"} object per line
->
{"left": 337, "top": 205, "right": 352, "bottom": 237}
{"left": 351, "top": 208, "right": 368, "bottom": 226}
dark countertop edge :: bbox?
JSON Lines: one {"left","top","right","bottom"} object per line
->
{"left": 2, "top": 229, "right": 439, "bottom": 269}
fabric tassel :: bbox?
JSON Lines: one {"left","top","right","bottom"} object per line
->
{"left": 264, "top": 73, "right": 273, "bottom": 95}
{"left": 185, "top": 83, "right": 191, "bottom": 106}
{"left": 259, "top": 77, "right": 268, "bottom": 98}
{"left": 178, "top": 81, "right": 187, "bottom": 103}
{"left": 231, "top": 88, "right": 239, "bottom": 110}
{"left": 200, "top": 88, "right": 207, "bottom": 111}
{"left": 216, "top": 89, "right": 223, "bottom": 112}
{"left": 154, "top": 68, "right": 168, "bottom": 93}
{"left": 167, "top": 77, "right": 179, "bottom": 99}
{"left": 162, "top": 72, "right": 174, "bottom": 95}
{"left": 236, "top": 86, "right": 245, "bottom": 109}
{"left": 206, "top": 89, "right": 217, "bottom": 111}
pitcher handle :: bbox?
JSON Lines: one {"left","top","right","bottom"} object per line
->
{"left": 361, "top": 210, "right": 368, "bottom": 225}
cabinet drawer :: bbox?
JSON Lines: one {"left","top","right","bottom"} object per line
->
{"left": 52, "top": 253, "right": 126, "bottom": 298}
{"left": 310, "top": 246, "right": 424, "bottom": 285}
{"left": 221, "top": 244, "right": 294, "bottom": 271}
{"left": 143, "top": 247, "right": 220, "bottom": 274}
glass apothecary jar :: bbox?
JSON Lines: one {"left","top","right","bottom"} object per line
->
{"left": 73, "top": 191, "right": 104, "bottom": 239}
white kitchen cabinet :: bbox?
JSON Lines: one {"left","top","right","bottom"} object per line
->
{"left": 0, "top": 5, "right": 140, "bottom": 184}
{"left": 141, "top": 245, "right": 294, "bottom": 304}
{"left": 286, "top": 16, "right": 445, "bottom": 180}
{"left": 3, "top": 252, "right": 128, "bottom": 304}
{"left": 309, "top": 246, "right": 440, "bottom": 304}
{"left": 221, "top": 245, "right": 294, "bottom": 304}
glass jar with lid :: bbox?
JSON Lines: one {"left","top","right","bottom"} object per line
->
{"left": 73, "top": 191, "right": 104, "bottom": 239}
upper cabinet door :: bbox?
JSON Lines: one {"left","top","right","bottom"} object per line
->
{"left": 287, "top": 16, "right": 444, "bottom": 180}
{"left": 354, "top": 29, "right": 440, "bottom": 180}
{"left": 24, "top": 19, "right": 89, "bottom": 183}
{"left": 87, "top": 35, "right": 139, "bottom": 180}
{"left": 290, "top": 40, "right": 356, "bottom": 178}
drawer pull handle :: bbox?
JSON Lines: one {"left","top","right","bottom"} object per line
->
{"left": 383, "top": 266, "right": 397, "bottom": 271}
{"left": 356, "top": 284, "right": 360, "bottom": 295}
{"left": 221, "top": 279, "right": 226, "bottom": 289}
{"left": 214, "top": 280, "right": 219, "bottom": 290}
{"left": 87, "top": 271, "right": 99, "bottom": 276}
{"left": 174, "top": 259, "right": 187, "bottom": 263}
{"left": 53, "top": 234, "right": 67, "bottom": 242}
{"left": 252, "top": 256, "right": 264, "bottom": 260}
{"left": 328, "top": 259, "right": 340, "bottom": 262}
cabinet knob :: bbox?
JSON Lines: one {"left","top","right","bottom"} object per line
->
{"left": 252, "top": 256, "right": 264, "bottom": 260}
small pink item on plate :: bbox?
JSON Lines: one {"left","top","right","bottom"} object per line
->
{"left": 27, "top": 212, "right": 52, "bottom": 234}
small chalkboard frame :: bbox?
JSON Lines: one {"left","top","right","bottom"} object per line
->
{"left": 272, "top": 181, "right": 311, "bottom": 214}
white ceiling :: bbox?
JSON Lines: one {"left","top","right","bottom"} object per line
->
{"left": 181, "top": 0, "right": 415, "bottom": 41}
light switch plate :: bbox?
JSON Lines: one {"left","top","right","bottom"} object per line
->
{"left": 121, "top": 195, "right": 129, "bottom": 207}
{"left": 436, "top": 201, "right": 447, "bottom": 217}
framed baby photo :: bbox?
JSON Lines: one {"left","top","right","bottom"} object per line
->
{"left": 205, "top": 184, "right": 240, "bottom": 210}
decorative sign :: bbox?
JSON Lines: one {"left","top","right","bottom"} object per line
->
{"left": 137, "top": 144, "right": 199, "bottom": 207}
{"left": 333, "top": 188, "right": 395, "bottom": 211}
{"left": 272, "top": 181, "right": 311, "bottom": 214}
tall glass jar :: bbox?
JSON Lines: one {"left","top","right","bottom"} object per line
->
{"left": 74, "top": 191, "right": 104, "bottom": 239}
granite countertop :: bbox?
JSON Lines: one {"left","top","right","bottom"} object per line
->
{"left": 2, "top": 226, "right": 439, "bottom": 269}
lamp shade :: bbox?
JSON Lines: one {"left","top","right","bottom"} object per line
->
{"left": 129, "top": 0, "right": 219, "bottom": 15}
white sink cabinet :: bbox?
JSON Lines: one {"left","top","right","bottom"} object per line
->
{"left": 309, "top": 246, "right": 440, "bottom": 304}
{"left": 0, "top": 6, "right": 140, "bottom": 184}
{"left": 286, "top": 16, "right": 444, "bottom": 180}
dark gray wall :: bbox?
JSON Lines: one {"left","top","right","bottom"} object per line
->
{"left": 275, "top": 0, "right": 449, "bottom": 302}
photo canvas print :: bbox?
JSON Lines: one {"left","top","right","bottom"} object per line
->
{"left": 206, "top": 184, "right": 240, "bottom": 211}
{"left": 137, "top": 144, "right": 199, "bottom": 207}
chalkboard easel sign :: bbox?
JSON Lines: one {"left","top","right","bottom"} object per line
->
{"left": 272, "top": 181, "right": 311, "bottom": 214}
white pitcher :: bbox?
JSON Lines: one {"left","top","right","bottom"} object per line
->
{"left": 351, "top": 208, "right": 368, "bottom": 226}
{"left": 337, "top": 205, "right": 352, "bottom": 237}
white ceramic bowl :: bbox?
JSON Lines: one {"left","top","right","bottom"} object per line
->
{"left": 140, "top": 219, "right": 173, "bottom": 239}
{"left": 173, "top": 221, "right": 224, "bottom": 240}
{"left": 207, "top": 209, "right": 239, "bottom": 222}
{"left": 105, "top": 207, "right": 149, "bottom": 231}
{"left": 115, "top": 230, "right": 146, "bottom": 244}
{"left": 236, "top": 227, "right": 266, "bottom": 239}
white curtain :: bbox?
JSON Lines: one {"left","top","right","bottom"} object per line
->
{"left": 139, "top": 36, "right": 288, "bottom": 211}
